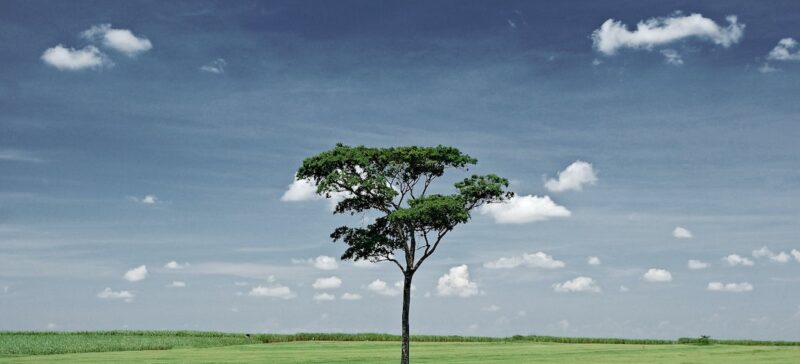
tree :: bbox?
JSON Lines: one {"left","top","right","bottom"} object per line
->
{"left": 296, "top": 144, "right": 513, "bottom": 364}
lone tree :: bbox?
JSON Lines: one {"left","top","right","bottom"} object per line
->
{"left": 296, "top": 144, "right": 513, "bottom": 364}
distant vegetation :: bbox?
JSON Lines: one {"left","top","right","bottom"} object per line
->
{"left": 2, "top": 331, "right": 800, "bottom": 357}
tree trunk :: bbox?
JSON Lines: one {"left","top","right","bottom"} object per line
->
{"left": 400, "top": 272, "right": 413, "bottom": 364}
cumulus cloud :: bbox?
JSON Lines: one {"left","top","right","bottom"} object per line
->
{"left": 167, "top": 281, "right": 186, "bottom": 288}
{"left": 688, "top": 259, "right": 710, "bottom": 270}
{"left": 367, "top": 279, "right": 410, "bottom": 297}
{"left": 752, "top": 246, "right": 791, "bottom": 263}
{"left": 311, "top": 256, "right": 338, "bottom": 270}
{"left": 544, "top": 161, "right": 597, "bottom": 192}
{"left": 642, "top": 268, "right": 672, "bottom": 282}
{"left": 592, "top": 13, "right": 744, "bottom": 55}
{"left": 484, "top": 252, "right": 565, "bottom": 269}
{"left": 97, "top": 287, "right": 134, "bottom": 302}
{"left": 672, "top": 226, "right": 693, "bottom": 239}
{"left": 792, "top": 249, "right": 800, "bottom": 263}
{"left": 248, "top": 285, "right": 295, "bottom": 299}
{"left": 587, "top": 256, "right": 601, "bottom": 266}
{"left": 164, "top": 261, "right": 189, "bottom": 269}
{"left": 553, "top": 276, "right": 601, "bottom": 293}
{"left": 723, "top": 254, "right": 754, "bottom": 267}
{"left": 312, "top": 276, "right": 342, "bottom": 290}
{"left": 281, "top": 177, "right": 319, "bottom": 202}
{"left": 767, "top": 38, "right": 800, "bottom": 61}
{"left": 127, "top": 195, "right": 160, "bottom": 205}
{"left": 479, "top": 195, "right": 570, "bottom": 224}
{"left": 41, "top": 45, "right": 111, "bottom": 71}
{"left": 436, "top": 265, "right": 479, "bottom": 298}
{"left": 82, "top": 24, "right": 152, "bottom": 56}
{"left": 123, "top": 265, "right": 148, "bottom": 282}
{"left": 340, "top": 292, "right": 362, "bottom": 300}
{"left": 707, "top": 282, "right": 753, "bottom": 293}
{"left": 200, "top": 58, "right": 227, "bottom": 73}
{"left": 313, "top": 292, "right": 336, "bottom": 301}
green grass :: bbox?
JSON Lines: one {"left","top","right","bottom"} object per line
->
{"left": 1, "top": 331, "right": 799, "bottom": 363}
{"left": 2, "top": 341, "right": 800, "bottom": 363}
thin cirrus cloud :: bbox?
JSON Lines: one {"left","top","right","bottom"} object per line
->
{"left": 41, "top": 45, "right": 111, "bottom": 71}
{"left": 592, "top": 12, "right": 744, "bottom": 56}
{"left": 484, "top": 252, "right": 565, "bottom": 269}
{"left": 0, "top": 149, "right": 45, "bottom": 163}
{"left": 642, "top": 268, "right": 672, "bottom": 282}
{"left": 123, "top": 265, "right": 148, "bottom": 282}
{"left": 544, "top": 161, "right": 597, "bottom": 192}
{"left": 81, "top": 24, "right": 152, "bottom": 57}
{"left": 707, "top": 282, "right": 753, "bottom": 293}
{"left": 436, "top": 265, "right": 479, "bottom": 298}
{"left": 479, "top": 195, "right": 570, "bottom": 224}
{"left": 553, "top": 276, "right": 601, "bottom": 293}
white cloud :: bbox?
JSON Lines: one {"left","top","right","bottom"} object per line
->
{"left": 366, "top": 279, "right": 408, "bottom": 297}
{"left": 767, "top": 38, "right": 800, "bottom": 61}
{"left": 672, "top": 226, "right": 693, "bottom": 239}
{"left": 792, "top": 249, "right": 800, "bottom": 263}
{"left": 642, "top": 268, "right": 672, "bottom": 282}
{"left": 436, "top": 265, "right": 479, "bottom": 298}
{"left": 707, "top": 282, "right": 753, "bottom": 293}
{"left": 352, "top": 260, "right": 380, "bottom": 268}
{"left": 688, "top": 259, "right": 709, "bottom": 270}
{"left": 200, "top": 58, "right": 227, "bottom": 73}
{"left": 484, "top": 252, "right": 565, "bottom": 269}
{"left": 248, "top": 285, "right": 295, "bottom": 299}
{"left": 340, "top": 292, "right": 362, "bottom": 300}
{"left": 312, "top": 276, "right": 342, "bottom": 290}
{"left": 281, "top": 177, "right": 319, "bottom": 202}
{"left": 553, "top": 276, "right": 601, "bottom": 293}
{"left": 313, "top": 292, "right": 336, "bottom": 301}
{"left": 164, "top": 261, "right": 189, "bottom": 269}
{"left": 167, "top": 281, "right": 186, "bottom": 288}
{"left": 619, "top": 285, "right": 629, "bottom": 292}
{"left": 758, "top": 63, "right": 778, "bottom": 73}
{"left": 723, "top": 254, "right": 754, "bottom": 267}
{"left": 587, "top": 256, "right": 601, "bottom": 266}
{"left": 480, "top": 195, "right": 570, "bottom": 224}
{"left": 544, "top": 161, "right": 597, "bottom": 192}
{"left": 311, "top": 256, "right": 338, "bottom": 270}
{"left": 660, "top": 49, "right": 684, "bottom": 65}
{"left": 128, "top": 195, "right": 160, "bottom": 205}
{"left": 752, "top": 246, "right": 791, "bottom": 263}
{"left": 97, "top": 287, "right": 134, "bottom": 302}
{"left": 82, "top": 24, "right": 152, "bottom": 56}
{"left": 482, "top": 305, "right": 501, "bottom": 312}
{"left": 592, "top": 13, "right": 744, "bottom": 55}
{"left": 41, "top": 45, "right": 111, "bottom": 71}
{"left": 123, "top": 265, "right": 148, "bottom": 282}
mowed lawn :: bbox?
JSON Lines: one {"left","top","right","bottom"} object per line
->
{"left": 2, "top": 341, "right": 800, "bottom": 363}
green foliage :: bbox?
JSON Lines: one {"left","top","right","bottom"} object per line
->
{"left": 296, "top": 144, "right": 512, "bottom": 271}
{"left": 4, "top": 331, "right": 800, "bottom": 357}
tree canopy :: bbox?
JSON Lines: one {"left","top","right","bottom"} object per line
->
{"left": 296, "top": 143, "right": 513, "bottom": 273}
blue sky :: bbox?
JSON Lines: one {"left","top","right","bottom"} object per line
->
{"left": 1, "top": 0, "right": 800, "bottom": 339}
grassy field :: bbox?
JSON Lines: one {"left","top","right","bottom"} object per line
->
{"left": 1, "top": 332, "right": 799, "bottom": 363}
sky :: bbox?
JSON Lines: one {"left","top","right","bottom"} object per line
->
{"left": 1, "top": 0, "right": 800, "bottom": 340}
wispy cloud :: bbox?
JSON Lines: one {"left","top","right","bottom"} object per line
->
{"left": 0, "top": 150, "right": 45, "bottom": 163}
{"left": 97, "top": 287, "right": 134, "bottom": 302}
{"left": 707, "top": 282, "right": 753, "bottom": 293}
{"left": 767, "top": 38, "right": 800, "bottom": 61}
{"left": 200, "top": 58, "right": 227, "bottom": 74}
